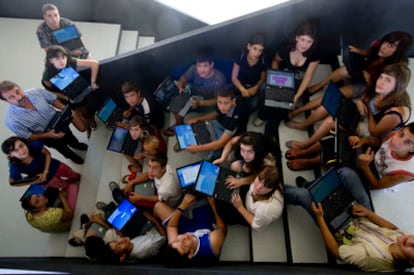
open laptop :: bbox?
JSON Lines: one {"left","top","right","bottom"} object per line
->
{"left": 133, "top": 180, "right": 156, "bottom": 196}
{"left": 106, "top": 126, "right": 129, "bottom": 153}
{"left": 153, "top": 77, "right": 193, "bottom": 117}
{"left": 193, "top": 160, "right": 239, "bottom": 203}
{"left": 49, "top": 66, "right": 92, "bottom": 103}
{"left": 106, "top": 199, "right": 139, "bottom": 231}
{"left": 308, "top": 168, "right": 356, "bottom": 232}
{"left": 11, "top": 175, "right": 40, "bottom": 186}
{"left": 97, "top": 97, "right": 124, "bottom": 128}
{"left": 175, "top": 121, "right": 216, "bottom": 150}
{"left": 176, "top": 161, "right": 202, "bottom": 191}
{"left": 342, "top": 38, "right": 365, "bottom": 81}
{"left": 264, "top": 69, "right": 296, "bottom": 110}
{"left": 44, "top": 105, "right": 72, "bottom": 133}
{"left": 53, "top": 25, "right": 84, "bottom": 51}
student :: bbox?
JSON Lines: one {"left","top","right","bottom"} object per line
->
{"left": 288, "top": 31, "right": 413, "bottom": 130}
{"left": 124, "top": 154, "right": 182, "bottom": 208}
{"left": 185, "top": 87, "right": 248, "bottom": 160}
{"left": 286, "top": 63, "right": 411, "bottom": 170}
{"left": 42, "top": 45, "right": 99, "bottom": 135}
{"left": 163, "top": 47, "right": 227, "bottom": 136}
{"left": 21, "top": 187, "right": 76, "bottom": 233}
{"left": 349, "top": 122, "right": 414, "bottom": 189}
{"left": 231, "top": 33, "right": 267, "bottom": 114}
{"left": 1, "top": 137, "right": 80, "bottom": 202}
{"left": 154, "top": 194, "right": 227, "bottom": 266}
{"left": 121, "top": 81, "right": 165, "bottom": 129}
{"left": 0, "top": 80, "right": 87, "bottom": 164}
{"left": 36, "top": 3, "right": 90, "bottom": 59}
{"left": 255, "top": 21, "right": 320, "bottom": 135}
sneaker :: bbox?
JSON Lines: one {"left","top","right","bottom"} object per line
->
{"left": 109, "top": 181, "right": 120, "bottom": 192}
{"left": 253, "top": 117, "right": 265, "bottom": 127}
{"left": 68, "top": 238, "right": 84, "bottom": 247}
{"left": 173, "top": 142, "right": 180, "bottom": 152}
{"left": 71, "top": 142, "right": 88, "bottom": 151}
{"left": 95, "top": 201, "right": 107, "bottom": 210}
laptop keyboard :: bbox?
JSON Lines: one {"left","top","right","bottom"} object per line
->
{"left": 192, "top": 121, "right": 211, "bottom": 145}
{"left": 338, "top": 131, "right": 356, "bottom": 166}
{"left": 322, "top": 187, "right": 354, "bottom": 221}
{"left": 169, "top": 92, "right": 191, "bottom": 114}
{"left": 265, "top": 87, "right": 295, "bottom": 102}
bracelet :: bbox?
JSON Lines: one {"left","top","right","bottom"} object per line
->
{"left": 177, "top": 207, "right": 184, "bottom": 213}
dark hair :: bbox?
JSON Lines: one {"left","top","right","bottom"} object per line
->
{"left": 45, "top": 45, "right": 75, "bottom": 78}
{"left": 196, "top": 46, "right": 214, "bottom": 64}
{"left": 404, "top": 122, "right": 414, "bottom": 155}
{"left": 368, "top": 31, "right": 413, "bottom": 66}
{"left": 21, "top": 195, "right": 37, "bottom": 212}
{"left": 2, "top": 136, "right": 38, "bottom": 165}
{"left": 21, "top": 187, "right": 60, "bottom": 212}
{"left": 121, "top": 81, "right": 141, "bottom": 96}
{"left": 0, "top": 80, "right": 18, "bottom": 100}
{"left": 216, "top": 86, "right": 235, "bottom": 99}
{"left": 85, "top": 236, "right": 120, "bottom": 264}
{"left": 127, "top": 115, "right": 156, "bottom": 135}
{"left": 160, "top": 245, "right": 192, "bottom": 267}
{"left": 42, "top": 3, "right": 58, "bottom": 15}
{"left": 149, "top": 153, "right": 168, "bottom": 168}
{"left": 248, "top": 33, "right": 266, "bottom": 48}
{"left": 234, "top": 132, "right": 268, "bottom": 173}
{"left": 255, "top": 166, "right": 283, "bottom": 200}
{"left": 289, "top": 21, "right": 318, "bottom": 57}
{"left": 364, "top": 63, "right": 411, "bottom": 111}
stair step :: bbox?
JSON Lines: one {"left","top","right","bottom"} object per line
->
{"left": 137, "top": 36, "right": 155, "bottom": 49}
{"left": 118, "top": 30, "right": 139, "bottom": 55}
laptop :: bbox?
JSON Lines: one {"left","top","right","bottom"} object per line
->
{"left": 19, "top": 184, "right": 45, "bottom": 201}
{"left": 342, "top": 38, "right": 365, "bottom": 81}
{"left": 176, "top": 161, "right": 202, "bottom": 191}
{"left": 264, "top": 69, "right": 296, "bottom": 110}
{"left": 308, "top": 168, "right": 356, "bottom": 232}
{"left": 320, "top": 127, "right": 357, "bottom": 168}
{"left": 193, "top": 160, "right": 239, "bottom": 203}
{"left": 106, "top": 199, "right": 139, "bottom": 231}
{"left": 86, "top": 222, "right": 107, "bottom": 239}
{"left": 133, "top": 180, "right": 156, "bottom": 196}
{"left": 106, "top": 126, "right": 129, "bottom": 153}
{"left": 175, "top": 121, "right": 216, "bottom": 150}
{"left": 97, "top": 98, "right": 124, "bottom": 128}
{"left": 44, "top": 105, "right": 72, "bottom": 133}
{"left": 53, "top": 25, "right": 84, "bottom": 51}
{"left": 153, "top": 77, "right": 193, "bottom": 117}
{"left": 49, "top": 66, "right": 92, "bottom": 103}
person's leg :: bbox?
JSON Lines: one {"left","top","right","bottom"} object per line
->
{"left": 288, "top": 96, "right": 323, "bottom": 120}
{"left": 43, "top": 138, "right": 84, "bottom": 164}
{"left": 285, "top": 142, "right": 321, "bottom": 159}
{"left": 287, "top": 104, "right": 329, "bottom": 130}
{"left": 337, "top": 167, "right": 372, "bottom": 211}
{"left": 65, "top": 182, "right": 79, "bottom": 210}
{"left": 308, "top": 66, "right": 349, "bottom": 94}
{"left": 264, "top": 108, "right": 288, "bottom": 137}
{"left": 284, "top": 185, "right": 314, "bottom": 216}
{"left": 287, "top": 155, "right": 321, "bottom": 171}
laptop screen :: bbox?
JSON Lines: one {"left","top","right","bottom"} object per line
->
{"left": 194, "top": 161, "right": 220, "bottom": 196}
{"left": 106, "top": 199, "right": 138, "bottom": 231}
{"left": 53, "top": 25, "right": 80, "bottom": 43}
{"left": 153, "top": 77, "right": 179, "bottom": 106}
{"left": 321, "top": 82, "right": 343, "bottom": 117}
{"left": 267, "top": 70, "right": 295, "bottom": 89}
{"left": 49, "top": 67, "right": 80, "bottom": 91}
{"left": 309, "top": 169, "right": 342, "bottom": 203}
{"left": 176, "top": 162, "right": 201, "bottom": 188}
{"left": 97, "top": 98, "right": 117, "bottom": 123}
{"left": 175, "top": 124, "right": 197, "bottom": 149}
{"left": 107, "top": 126, "right": 129, "bottom": 153}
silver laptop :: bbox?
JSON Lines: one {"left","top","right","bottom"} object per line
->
{"left": 264, "top": 69, "right": 296, "bottom": 110}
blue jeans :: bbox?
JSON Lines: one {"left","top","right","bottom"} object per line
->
{"left": 207, "top": 119, "right": 226, "bottom": 160}
{"left": 285, "top": 167, "right": 372, "bottom": 217}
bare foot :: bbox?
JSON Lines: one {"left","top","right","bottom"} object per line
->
{"left": 285, "top": 148, "right": 312, "bottom": 159}
{"left": 286, "top": 120, "right": 308, "bottom": 130}
{"left": 285, "top": 140, "right": 308, "bottom": 149}
{"left": 287, "top": 159, "right": 316, "bottom": 171}
{"left": 308, "top": 83, "right": 323, "bottom": 94}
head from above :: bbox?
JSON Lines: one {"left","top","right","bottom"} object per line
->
{"left": 147, "top": 153, "right": 168, "bottom": 180}
{"left": 292, "top": 21, "right": 318, "bottom": 56}
{"left": 127, "top": 115, "right": 150, "bottom": 141}
{"left": 391, "top": 235, "right": 414, "bottom": 270}
{"left": 195, "top": 46, "right": 215, "bottom": 79}
{"left": 84, "top": 236, "right": 121, "bottom": 264}
{"left": 0, "top": 80, "right": 28, "bottom": 107}
{"left": 169, "top": 232, "right": 198, "bottom": 259}
{"left": 122, "top": 81, "right": 143, "bottom": 107}
{"left": 235, "top": 132, "right": 268, "bottom": 170}
{"left": 378, "top": 31, "right": 413, "bottom": 62}
{"left": 252, "top": 166, "right": 282, "bottom": 199}
{"left": 2, "top": 136, "right": 35, "bottom": 164}
{"left": 108, "top": 236, "right": 133, "bottom": 262}
{"left": 388, "top": 122, "right": 414, "bottom": 156}
{"left": 216, "top": 87, "right": 236, "bottom": 115}
{"left": 247, "top": 33, "right": 266, "bottom": 61}
{"left": 42, "top": 3, "right": 60, "bottom": 30}
{"left": 21, "top": 193, "right": 48, "bottom": 213}
{"left": 46, "top": 45, "right": 71, "bottom": 71}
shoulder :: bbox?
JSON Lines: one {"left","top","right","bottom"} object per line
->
{"left": 60, "top": 18, "right": 74, "bottom": 26}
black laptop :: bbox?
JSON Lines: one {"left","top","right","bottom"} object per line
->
{"left": 175, "top": 121, "right": 216, "bottom": 150}
{"left": 176, "top": 161, "right": 202, "bottom": 191}
{"left": 97, "top": 98, "right": 124, "bottom": 128}
{"left": 106, "top": 126, "right": 129, "bottom": 153}
{"left": 133, "top": 180, "right": 156, "bottom": 197}
{"left": 49, "top": 66, "right": 92, "bottom": 103}
{"left": 308, "top": 168, "right": 356, "bottom": 232}
{"left": 53, "top": 25, "right": 84, "bottom": 51}
{"left": 264, "top": 69, "right": 296, "bottom": 110}
{"left": 11, "top": 175, "right": 40, "bottom": 186}
{"left": 342, "top": 38, "right": 365, "bottom": 81}
{"left": 193, "top": 160, "right": 239, "bottom": 203}
{"left": 44, "top": 105, "right": 72, "bottom": 133}
{"left": 153, "top": 77, "right": 193, "bottom": 117}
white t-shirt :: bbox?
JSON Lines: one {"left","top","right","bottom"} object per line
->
{"left": 129, "top": 227, "right": 166, "bottom": 260}
{"left": 154, "top": 164, "right": 182, "bottom": 207}
{"left": 374, "top": 139, "right": 414, "bottom": 178}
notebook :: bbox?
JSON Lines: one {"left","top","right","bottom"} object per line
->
{"left": 176, "top": 161, "right": 202, "bottom": 190}
{"left": 53, "top": 25, "right": 84, "bottom": 51}
{"left": 264, "top": 69, "right": 296, "bottom": 110}
{"left": 49, "top": 66, "right": 92, "bottom": 103}
{"left": 175, "top": 121, "right": 216, "bottom": 150}
{"left": 133, "top": 180, "right": 156, "bottom": 196}
{"left": 97, "top": 98, "right": 124, "bottom": 128}
{"left": 19, "top": 184, "right": 45, "bottom": 201}
{"left": 153, "top": 77, "right": 193, "bottom": 117}
{"left": 44, "top": 105, "right": 72, "bottom": 132}
{"left": 308, "top": 168, "right": 356, "bottom": 232}
{"left": 342, "top": 38, "right": 365, "bottom": 81}
{"left": 106, "top": 126, "right": 129, "bottom": 153}
{"left": 106, "top": 199, "right": 139, "bottom": 231}
{"left": 193, "top": 160, "right": 239, "bottom": 203}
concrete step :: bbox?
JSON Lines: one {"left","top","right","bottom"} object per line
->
{"left": 118, "top": 30, "right": 139, "bottom": 55}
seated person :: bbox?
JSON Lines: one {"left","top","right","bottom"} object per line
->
{"left": 185, "top": 87, "right": 248, "bottom": 160}
{"left": 121, "top": 81, "right": 165, "bottom": 129}
{"left": 154, "top": 194, "right": 227, "bottom": 266}
{"left": 124, "top": 154, "right": 182, "bottom": 208}
{"left": 36, "top": 3, "right": 90, "bottom": 59}
{"left": 164, "top": 47, "right": 227, "bottom": 136}
{"left": 0, "top": 80, "right": 87, "bottom": 164}
{"left": 21, "top": 187, "right": 76, "bottom": 233}
{"left": 213, "top": 131, "right": 277, "bottom": 188}
{"left": 349, "top": 122, "right": 414, "bottom": 189}
{"left": 231, "top": 33, "right": 267, "bottom": 114}
{"left": 2, "top": 137, "right": 80, "bottom": 206}
{"left": 218, "top": 166, "right": 284, "bottom": 232}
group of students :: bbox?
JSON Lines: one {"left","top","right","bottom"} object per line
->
{"left": 2, "top": 3, "right": 414, "bottom": 272}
